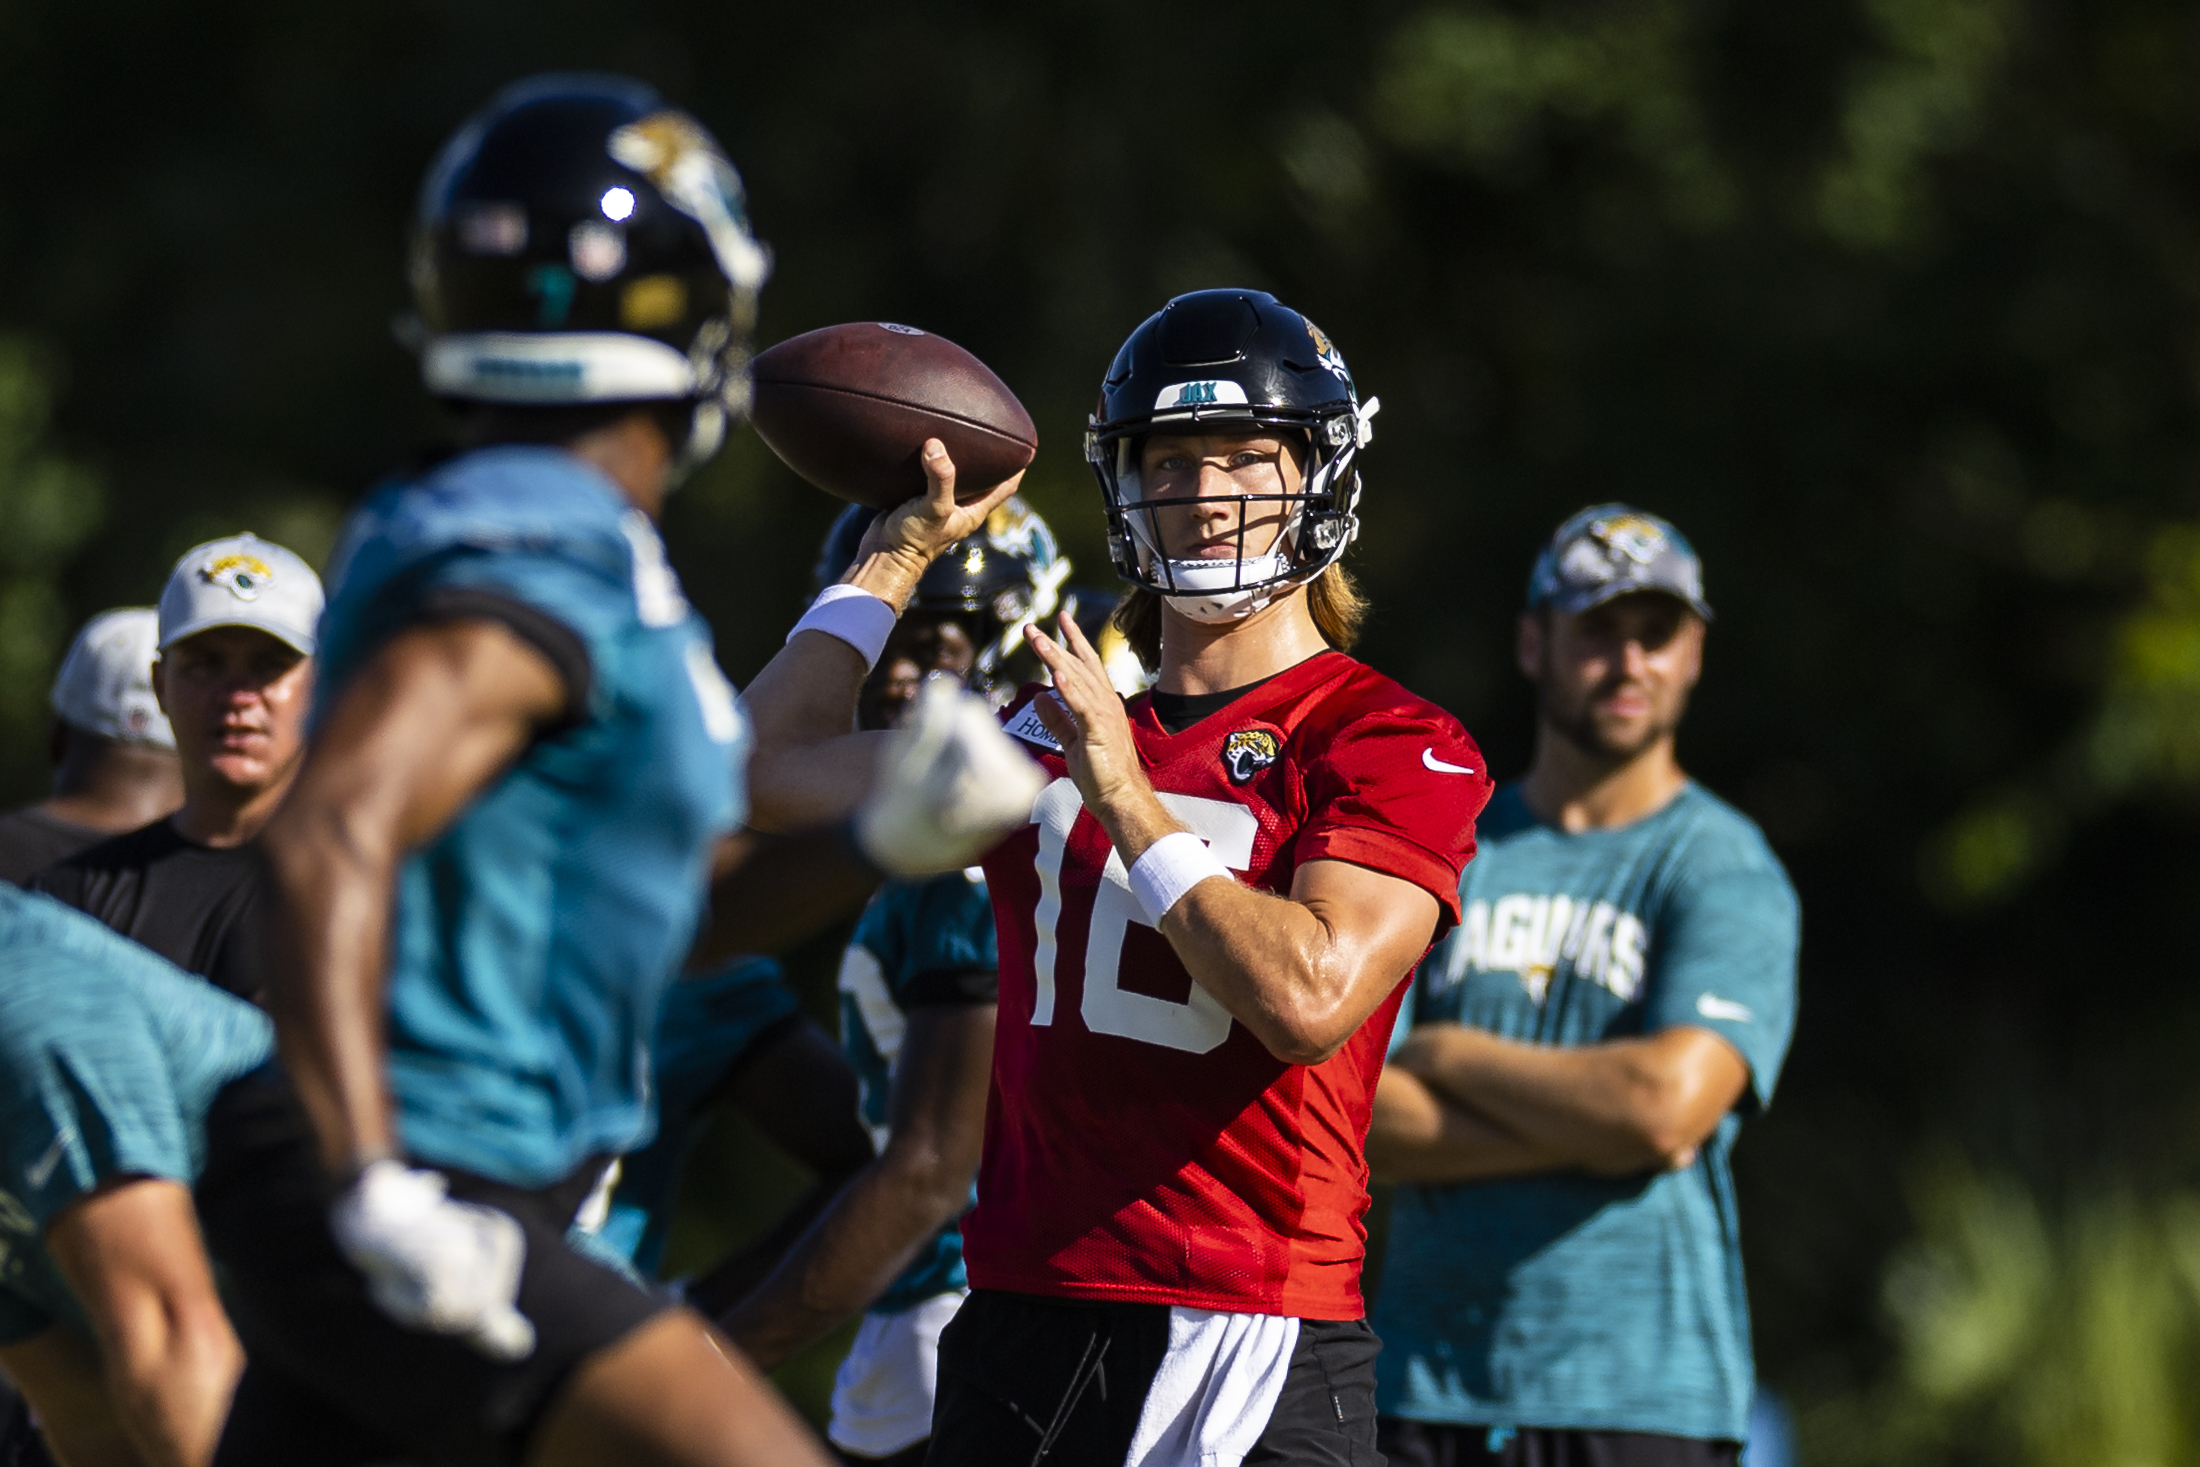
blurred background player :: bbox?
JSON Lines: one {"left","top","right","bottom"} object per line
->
{"left": 703, "top": 497, "right": 1079, "bottom": 1466}
{"left": 581, "top": 953, "right": 874, "bottom": 1312}
{"left": 0, "top": 884, "right": 273, "bottom": 1467}
{"left": 196, "top": 74, "right": 1035, "bottom": 1467}
{"left": 1366, "top": 507, "right": 1800, "bottom": 1467}
{"left": 929, "top": 290, "right": 1492, "bottom": 1465}
{"left": 32, "top": 535, "right": 321, "bottom": 1001}
{"left": 0, "top": 609, "right": 180, "bottom": 884}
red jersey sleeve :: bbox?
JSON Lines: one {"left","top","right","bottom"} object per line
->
{"left": 1290, "top": 683, "right": 1492, "bottom": 930}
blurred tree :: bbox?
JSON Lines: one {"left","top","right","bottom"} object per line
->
{"left": 6, "top": 0, "right": 2200, "bottom": 1452}
{"left": 0, "top": 336, "right": 103, "bottom": 783}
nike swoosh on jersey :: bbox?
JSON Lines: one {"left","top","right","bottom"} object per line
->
{"left": 1695, "top": 994, "right": 1754, "bottom": 1023}
{"left": 25, "top": 1130, "right": 70, "bottom": 1191}
{"left": 1422, "top": 748, "right": 1475, "bottom": 775}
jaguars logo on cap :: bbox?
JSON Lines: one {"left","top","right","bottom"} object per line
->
{"left": 1222, "top": 728, "right": 1281, "bottom": 784}
{"left": 199, "top": 553, "right": 276, "bottom": 602}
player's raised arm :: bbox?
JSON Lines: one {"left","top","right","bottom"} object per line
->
{"left": 738, "top": 439, "right": 1019, "bottom": 833}
{"left": 259, "top": 619, "right": 566, "bottom": 1175}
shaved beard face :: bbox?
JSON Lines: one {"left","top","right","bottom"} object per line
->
{"left": 1535, "top": 666, "right": 1688, "bottom": 763}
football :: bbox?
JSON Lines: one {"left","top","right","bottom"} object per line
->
{"left": 748, "top": 322, "right": 1038, "bottom": 508}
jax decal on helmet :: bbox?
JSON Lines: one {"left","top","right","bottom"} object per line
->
{"left": 1084, "top": 288, "right": 1380, "bottom": 622}
{"left": 409, "top": 73, "right": 772, "bottom": 476}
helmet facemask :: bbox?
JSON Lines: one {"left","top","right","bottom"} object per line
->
{"left": 1089, "top": 398, "right": 1377, "bottom": 623}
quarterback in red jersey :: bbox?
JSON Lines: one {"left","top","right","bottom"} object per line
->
{"left": 933, "top": 289, "right": 1493, "bottom": 1467}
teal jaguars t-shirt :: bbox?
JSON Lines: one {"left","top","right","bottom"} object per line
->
{"left": 317, "top": 446, "right": 748, "bottom": 1188}
{"left": 838, "top": 868, "right": 998, "bottom": 1314}
{"left": 0, "top": 887, "right": 273, "bottom": 1344}
{"left": 1371, "top": 782, "right": 1799, "bottom": 1442}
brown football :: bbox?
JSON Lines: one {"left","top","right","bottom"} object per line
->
{"left": 748, "top": 322, "right": 1038, "bottom": 507}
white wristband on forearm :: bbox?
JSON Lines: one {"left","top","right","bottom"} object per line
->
{"left": 1128, "top": 831, "right": 1232, "bottom": 925}
{"left": 787, "top": 584, "right": 897, "bottom": 670}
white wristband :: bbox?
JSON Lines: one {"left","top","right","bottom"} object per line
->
{"left": 1128, "top": 831, "right": 1232, "bottom": 925}
{"left": 787, "top": 584, "right": 897, "bottom": 670}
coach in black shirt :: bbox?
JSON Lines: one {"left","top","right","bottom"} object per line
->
{"left": 35, "top": 534, "right": 323, "bottom": 1002}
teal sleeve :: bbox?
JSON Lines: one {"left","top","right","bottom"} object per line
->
{"left": 900, "top": 875, "right": 998, "bottom": 993}
{"left": 0, "top": 1005, "right": 193, "bottom": 1236}
{"left": 1640, "top": 862, "right": 1800, "bottom": 1109}
{"left": 410, "top": 546, "right": 630, "bottom": 718}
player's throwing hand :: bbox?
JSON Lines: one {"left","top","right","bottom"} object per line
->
{"left": 844, "top": 441, "right": 1024, "bottom": 611}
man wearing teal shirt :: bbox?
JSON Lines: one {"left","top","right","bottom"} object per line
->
{"left": 0, "top": 884, "right": 272, "bottom": 1467}
{"left": 1370, "top": 506, "right": 1799, "bottom": 1467}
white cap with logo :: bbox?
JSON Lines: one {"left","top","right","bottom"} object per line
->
{"left": 157, "top": 533, "right": 325, "bottom": 656}
{"left": 50, "top": 608, "right": 175, "bottom": 748}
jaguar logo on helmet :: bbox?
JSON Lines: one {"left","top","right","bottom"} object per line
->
{"left": 199, "top": 553, "right": 276, "bottom": 602}
{"left": 1305, "top": 320, "right": 1352, "bottom": 385}
{"left": 1222, "top": 729, "right": 1282, "bottom": 784}
{"left": 607, "top": 111, "right": 770, "bottom": 293}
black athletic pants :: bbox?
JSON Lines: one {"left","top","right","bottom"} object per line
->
{"left": 197, "top": 1066, "right": 666, "bottom": 1467}
{"left": 929, "top": 1288, "right": 1383, "bottom": 1466}
{"left": 1378, "top": 1420, "right": 1740, "bottom": 1467}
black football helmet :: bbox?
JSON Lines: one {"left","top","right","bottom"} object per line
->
{"left": 813, "top": 499, "right": 1070, "bottom": 701}
{"left": 1084, "top": 289, "right": 1378, "bottom": 620}
{"left": 410, "top": 74, "right": 771, "bottom": 469}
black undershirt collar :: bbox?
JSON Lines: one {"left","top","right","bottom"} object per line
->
{"left": 1147, "top": 672, "right": 1284, "bottom": 736}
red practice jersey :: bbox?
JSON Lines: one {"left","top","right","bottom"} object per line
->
{"left": 967, "top": 650, "right": 1493, "bottom": 1318}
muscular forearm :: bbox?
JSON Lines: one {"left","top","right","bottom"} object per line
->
{"left": 1100, "top": 788, "right": 1418, "bottom": 1066}
{"left": 1160, "top": 879, "right": 1373, "bottom": 1065}
{"left": 1397, "top": 1027, "right": 1721, "bottom": 1174}
{"left": 106, "top": 1312, "right": 240, "bottom": 1467}
{"left": 716, "top": 1150, "right": 968, "bottom": 1370}
{"left": 1366, "top": 1068, "right": 1574, "bottom": 1184}
{"left": 739, "top": 513, "right": 951, "bottom": 833}
{"left": 262, "top": 819, "right": 400, "bottom": 1172}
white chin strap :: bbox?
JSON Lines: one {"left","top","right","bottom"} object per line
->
{"left": 1157, "top": 550, "right": 1292, "bottom": 623}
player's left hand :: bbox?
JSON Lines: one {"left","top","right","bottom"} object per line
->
{"left": 1027, "top": 613, "right": 1157, "bottom": 834}
{"left": 843, "top": 440, "right": 1024, "bottom": 611}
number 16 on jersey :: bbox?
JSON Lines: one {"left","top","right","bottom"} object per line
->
{"left": 1026, "top": 777, "right": 1258, "bottom": 1055}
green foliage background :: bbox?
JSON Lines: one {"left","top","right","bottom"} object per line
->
{"left": 6, "top": 0, "right": 2200, "bottom": 1455}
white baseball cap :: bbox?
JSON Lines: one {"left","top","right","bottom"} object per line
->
{"left": 157, "top": 533, "right": 325, "bottom": 656}
{"left": 50, "top": 608, "right": 175, "bottom": 748}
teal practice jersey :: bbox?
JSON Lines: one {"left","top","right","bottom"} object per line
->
{"left": 0, "top": 886, "right": 272, "bottom": 1344}
{"left": 1372, "top": 783, "right": 1799, "bottom": 1442}
{"left": 594, "top": 955, "right": 803, "bottom": 1276}
{"left": 317, "top": 446, "right": 747, "bottom": 1188}
{"left": 838, "top": 869, "right": 997, "bottom": 1313}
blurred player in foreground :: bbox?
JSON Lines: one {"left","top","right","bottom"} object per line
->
{"left": 194, "top": 76, "right": 1038, "bottom": 1467}
{"left": 1367, "top": 507, "right": 1800, "bottom": 1467}
{"left": 701, "top": 499, "right": 1067, "bottom": 1465}
{"left": 0, "top": 885, "right": 272, "bottom": 1467}
{"left": 928, "top": 290, "right": 1493, "bottom": 1465}
{"left": 0, "top": 609, "right": 179, "bottom": 884}
{"left": 34, "top": 535, "right": 322, "bottom": 1001}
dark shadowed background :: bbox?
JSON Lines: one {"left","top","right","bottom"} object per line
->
{"left": 4, "top": 1, "right": 2199, "bottom": 1458}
